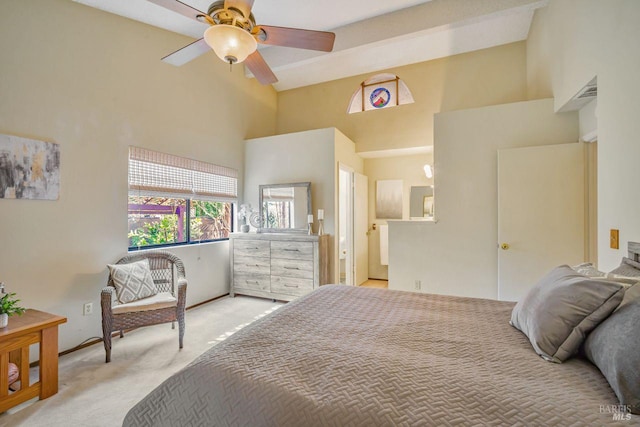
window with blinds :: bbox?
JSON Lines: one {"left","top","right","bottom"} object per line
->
{"left": 127, "top": 147, "right": 236, "bottom": 250}
{"left": 128, "top": 146, "right": 237, "bottom": 200}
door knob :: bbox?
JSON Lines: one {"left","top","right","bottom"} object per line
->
{"left": 500, "top": 243, "right": 510, "bottom": 250}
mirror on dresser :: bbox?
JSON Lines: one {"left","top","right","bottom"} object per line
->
{"left": 259, "top": 182, "right": 311, "bottom": 233}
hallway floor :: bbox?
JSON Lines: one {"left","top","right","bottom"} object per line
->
{"left": 359, "top": 279, "right": 388, "bottom": 289}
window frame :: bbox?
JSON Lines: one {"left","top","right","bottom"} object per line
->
{"left": 127, "top": 146, "right": 238, "bottom": 251}
{"left": 128, "top": 194, "right": 234, "bottom": 251}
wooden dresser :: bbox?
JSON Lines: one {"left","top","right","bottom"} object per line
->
{"left": 230, "top": 233, "right": 329, "bottom": 301}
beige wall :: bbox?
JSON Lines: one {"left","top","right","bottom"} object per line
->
{"left": 244, "top": 128, "right": 362, "bottom": 283}
{"left": 363, "top": 154, "right": 434, "bottom": 280}
{"left": 276, "top": 42, "right": 527, "bottom": 153}
{"left": 0, "top": 0, "right": 276, "bottom": 353}
{"left": 5, "top": 0, "right": 633, "bottom": 356}
{"left": 527, "top": 0, "right": 640, "bottom": 270}
{"left": 389, "top": 99, "right": 578, "bottom": 298}
{"left": 276, "top": 42, "right": 529, "bottom": 282}
{"left": 334, "top": 131, "right": 365, "bottom": 175}
{"left": 579, "top": 100, "right": 597, "bottom": 140}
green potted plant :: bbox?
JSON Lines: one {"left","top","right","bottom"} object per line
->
{"left": 0, "top": 292, "right": 26, "bottom": 328}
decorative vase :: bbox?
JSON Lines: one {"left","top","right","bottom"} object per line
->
{"left": 241, "top": 224, "right": 250, "bottom": 233}
{"left": 0, "top": 313, "right": 8, "bottom": 328}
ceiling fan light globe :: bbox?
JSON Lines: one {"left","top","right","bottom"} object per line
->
{"left": 204, "top": 24, "right": 257, "bottom": 64}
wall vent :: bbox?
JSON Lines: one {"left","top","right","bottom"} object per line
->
{"left": 559, "top": 77, "right": 597, "bottom": 112}
{"left": 576, "top": 85, "right": 597, "bottom": 99}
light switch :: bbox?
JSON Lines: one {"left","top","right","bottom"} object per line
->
{"left": 610, "top": 229, "right": 619, "bottom": 249}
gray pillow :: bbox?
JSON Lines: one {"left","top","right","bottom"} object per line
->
{"left": 609, "top": 257, "right": 640, "bottom": 278}
{"left": 510, "top": 265, "right": 625, "bottom": 363}
{"left": 108, "top": 259, "right": 158, "bottom": 304}
{"left": 619, "top": 281, "right": 640, "bottom": 308}
{"left": 584, "top": 283, "right": 640, "bottom": 414}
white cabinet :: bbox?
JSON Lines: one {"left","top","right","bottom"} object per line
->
{"left": 230, "top": 233, "right": 329, "bottom": 301}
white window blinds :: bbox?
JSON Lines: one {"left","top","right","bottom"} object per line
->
{"left": 128, "top": 146, "right": 237, "bottom": 201}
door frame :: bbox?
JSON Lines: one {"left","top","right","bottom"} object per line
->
{"left": 338, "top": 163, "right": 354, "bottom": 286}
{"left": 354, "top": 171, "right": 369, "bottom": 286}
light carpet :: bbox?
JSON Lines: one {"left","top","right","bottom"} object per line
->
{"left": 0, "top": 295, "right": 282, "bottom": 427}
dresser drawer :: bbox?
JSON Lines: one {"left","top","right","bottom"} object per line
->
{"left": 233, "top": 273, "right": 270, "bottom": 292}
{"left": 271, "top": 258, "right": 314, "bottom": 279}
{"left": 234, "top": 257, "right": 270, "bottom": 276}
{"left": 271, "top": 276, "right": 314, "bottom": 296}
{"left": 271, "top": 241, "right": 313, "bottom": 260}
{"left": 234, "top": 239, "right": 270, "bottom": 258}
{"left": 230, "top": 233, "right": 327, "bottom": 302}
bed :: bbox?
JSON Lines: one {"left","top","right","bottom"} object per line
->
{"left": 123, "top": 282, "right": 639, "bottom": 426}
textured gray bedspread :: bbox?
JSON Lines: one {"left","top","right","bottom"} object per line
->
{"left": 124, "top": 285, "right": 639, "bottom": 426}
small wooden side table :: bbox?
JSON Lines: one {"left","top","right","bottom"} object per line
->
{"left": 0, "top": 309, "right": 67, "bottom": 412}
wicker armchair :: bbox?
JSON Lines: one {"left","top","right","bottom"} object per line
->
{"left": 101, "top": 251, "right": 187, "bottom": 363}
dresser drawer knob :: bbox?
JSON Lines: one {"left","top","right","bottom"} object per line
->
{"left": 284, "top": 284, "right": 299, "bottom": 288}
{"left": 246, "top": 280, "right": 259, "bottom": 284}
{"left": 284, "top": 266, "right": 300, "bottom": 270}
{"left": 283, "top": 249, "right": 300, "bottom": 252}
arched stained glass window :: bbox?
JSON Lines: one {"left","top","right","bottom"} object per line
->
{"left": 347, "top": 73, "right": 414, "bottom": 114}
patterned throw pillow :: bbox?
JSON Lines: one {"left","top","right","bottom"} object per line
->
{"left": 572, "top": 262, "right": 639, "bottom": 286}
{"left": 571, "top": 262, "right": 606, "bottom": 277}
{"left": 108, "top": 259, "right": 158, "bottom": 304}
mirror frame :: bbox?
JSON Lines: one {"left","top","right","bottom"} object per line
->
{"left": 258, "top": 182, "right": 312, "bottom": 233}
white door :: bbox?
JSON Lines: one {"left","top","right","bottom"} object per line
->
{"left": 354, "top": 172, "right": 369, "bottom": 285}
{"left": 498, "top": 143, "right": 585, "bottom": 301}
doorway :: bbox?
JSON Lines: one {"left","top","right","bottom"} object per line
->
{"left": 338, "top": 166, "right": 353, "bottom": 285}
{"left": 497, "top": 143, "right": 585, "bottom": 301}
{"left": 338, "top": 164, "right": 369, "bottom": 286}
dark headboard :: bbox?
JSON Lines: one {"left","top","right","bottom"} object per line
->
{"left": 629, "top": 241, "right": 640, "bottom": 262}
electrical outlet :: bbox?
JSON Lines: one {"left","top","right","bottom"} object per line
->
{"left": 414, "top": 280, "right": 421, "bottom": 290}
{"left": 83, "top": 302, "right": 93, "bottom": 316}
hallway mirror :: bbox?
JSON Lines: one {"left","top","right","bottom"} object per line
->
{"left": 410, "top": 186, "right": 434, "bottom": 219}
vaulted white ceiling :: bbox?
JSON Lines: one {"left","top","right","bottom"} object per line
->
{"left": 73, "top": 0, "right": 548, "bottom": 91}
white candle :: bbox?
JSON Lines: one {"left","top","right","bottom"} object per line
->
{"left": 317, "top": 209, "right": 324, "bottom": 220}
{"left": 308, "top": 214, "right": 314, "bottom": 224}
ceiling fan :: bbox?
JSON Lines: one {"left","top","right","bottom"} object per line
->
{"left": 147, "top": 0, "right": 336, "bottom": 85}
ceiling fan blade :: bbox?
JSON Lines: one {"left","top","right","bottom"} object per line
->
{"left": 224, "top": 0, "right": 255, "bottom": 19}
{"left": 161, "top": 38, "right": 211, "bottom": 66}
{"left": 255, "top": 25, "right": 335, "bottom": 52}
{"left": 245, "top": 50, "right": 278, "bottom": 85}
{"left": 146, "top": 0, "right": 213, "bottom": 24}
